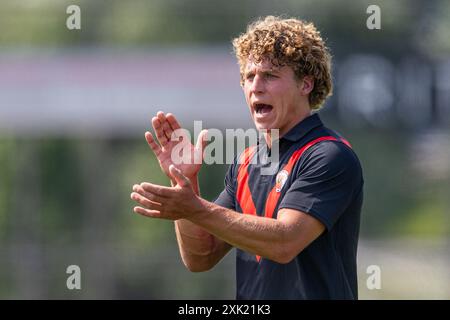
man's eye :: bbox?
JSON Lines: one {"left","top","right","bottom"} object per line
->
{"left": 246, "top": 74, "right": 255, "bottom": 81}
{"left": 266, "top": 74, "right": 277, "bottom": 79}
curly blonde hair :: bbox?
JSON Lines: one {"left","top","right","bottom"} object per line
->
{"left": 232, "top": 16, "right": 333, "bottom": 110}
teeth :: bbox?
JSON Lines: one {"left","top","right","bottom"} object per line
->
{"left": 255, "top": 104, "right": 271, "bottom": 114}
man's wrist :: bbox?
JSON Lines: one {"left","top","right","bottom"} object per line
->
{"left": 185, "top": 174, "right": 198, "bottom": 182}
{"left": 189, "top": 197, "right": 213, "bottom": 224}
{"left": 189, "top": 175, "right": 200, "bottom": 195}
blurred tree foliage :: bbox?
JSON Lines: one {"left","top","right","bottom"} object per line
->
{"left": 0, "top": 0, "right": 449, "bottom": 57}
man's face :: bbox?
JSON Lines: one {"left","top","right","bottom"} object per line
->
{"left": 243, "top": 58, "right": 310, "bottom": 137}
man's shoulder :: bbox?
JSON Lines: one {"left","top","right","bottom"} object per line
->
{"left": 300, "top": 135, "right": 362, "bottom": 176}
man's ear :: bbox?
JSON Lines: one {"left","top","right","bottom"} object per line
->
{"left": 300, "top": 76, "right": 314, "bottom": 96}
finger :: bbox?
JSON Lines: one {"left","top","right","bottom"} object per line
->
{"left": 166, "top": 113, "right": 184, "bottom": 141}
{"left": 144, "top": 132, "right": 162, "bottom": 156}
{"left": 166, "top": 113, "right": 181, "bottom": 132}
{"left": 169, "top": 164, "right": 190, "bottom": 188}
{"left": 193, "top": 129, "right": 208, "bottom": 164}
{"left": 195, "top": 129, "right": 209, "bottom": 154}
{"left": 131, "top": 192, "right": 162, "bottom": 210}
{"left": 133, "top": 206, "right": 162, "bottom": 219}
{"left": 140, "top": 182, "right": 172, "bottom": 197}
{"left": 157, "top": 111, "right": 172, "bottom": 142}
{"left": 152, "top": 116, "right": 169, "bottom": 147}
{"left": 133, "top": 184, "right": 165, "bottom": 204}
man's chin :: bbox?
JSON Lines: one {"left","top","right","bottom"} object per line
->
{"left": 254, "top": 122, "right": 278, "bottom": 133}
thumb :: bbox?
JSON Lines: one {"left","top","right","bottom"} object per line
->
{"left": 169, "top": 164, "right": 190, "bottom": 188}
{"left": 195, "top": 129, "right": 209, "bottom": 159}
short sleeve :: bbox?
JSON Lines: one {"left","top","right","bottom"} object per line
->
{"left": 278, "top": 141, "right": 363, "bottom": 231}
{"left": 214, "top": 162, "right": 236, "bottom": 210}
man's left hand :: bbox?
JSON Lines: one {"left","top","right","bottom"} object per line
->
{"left": 130, "top": 164, "right": 205, "bottom": 220}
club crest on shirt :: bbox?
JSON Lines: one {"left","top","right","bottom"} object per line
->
{"left": 275, "top": 169, "right": 289, "bottom": 192}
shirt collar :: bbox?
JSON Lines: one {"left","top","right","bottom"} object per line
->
{"left": 281, "top": 113, "right": 324, "bottom": 142}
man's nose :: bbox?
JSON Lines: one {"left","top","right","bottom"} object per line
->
{"left": 250, "top": 75, "right": 265, "bottom": 94}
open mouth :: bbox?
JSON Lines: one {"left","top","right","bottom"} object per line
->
{"left": 254, "top": 103, "right": 273, "bottom": 114}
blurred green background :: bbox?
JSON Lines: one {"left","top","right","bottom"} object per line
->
{"left": 0, "top": 0, "right": 449, "bottom": 299}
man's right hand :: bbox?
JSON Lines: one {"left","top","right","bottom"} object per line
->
{"left": 145, "top": 111, "right": 208, "bottom": 184}
{"left": 143, "top": 111, "right": 230, "bottom": 272}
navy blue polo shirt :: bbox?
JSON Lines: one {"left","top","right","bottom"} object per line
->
{"left": 214, "top": 113, "right": 364, "bottom": 300}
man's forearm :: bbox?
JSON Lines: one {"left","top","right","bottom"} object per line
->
{"left": 173, "top": 175, "right": 209, "bottom": 244}
{"left": 188, "top": 199, "right": 293, "bottom": 263}
{"left": 173, "top": 176, "right": 228, "bottom": 270}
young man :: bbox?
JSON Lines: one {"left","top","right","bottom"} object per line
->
{"left": 131, "top": 16, "right": 364, "bottom": 299}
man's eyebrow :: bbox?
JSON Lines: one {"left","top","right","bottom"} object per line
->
{"left": 244, "top": 70, "right": 255, "bottom": 78}
{"left": 244, "top": 68, "right": 279, "bottom": 75}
